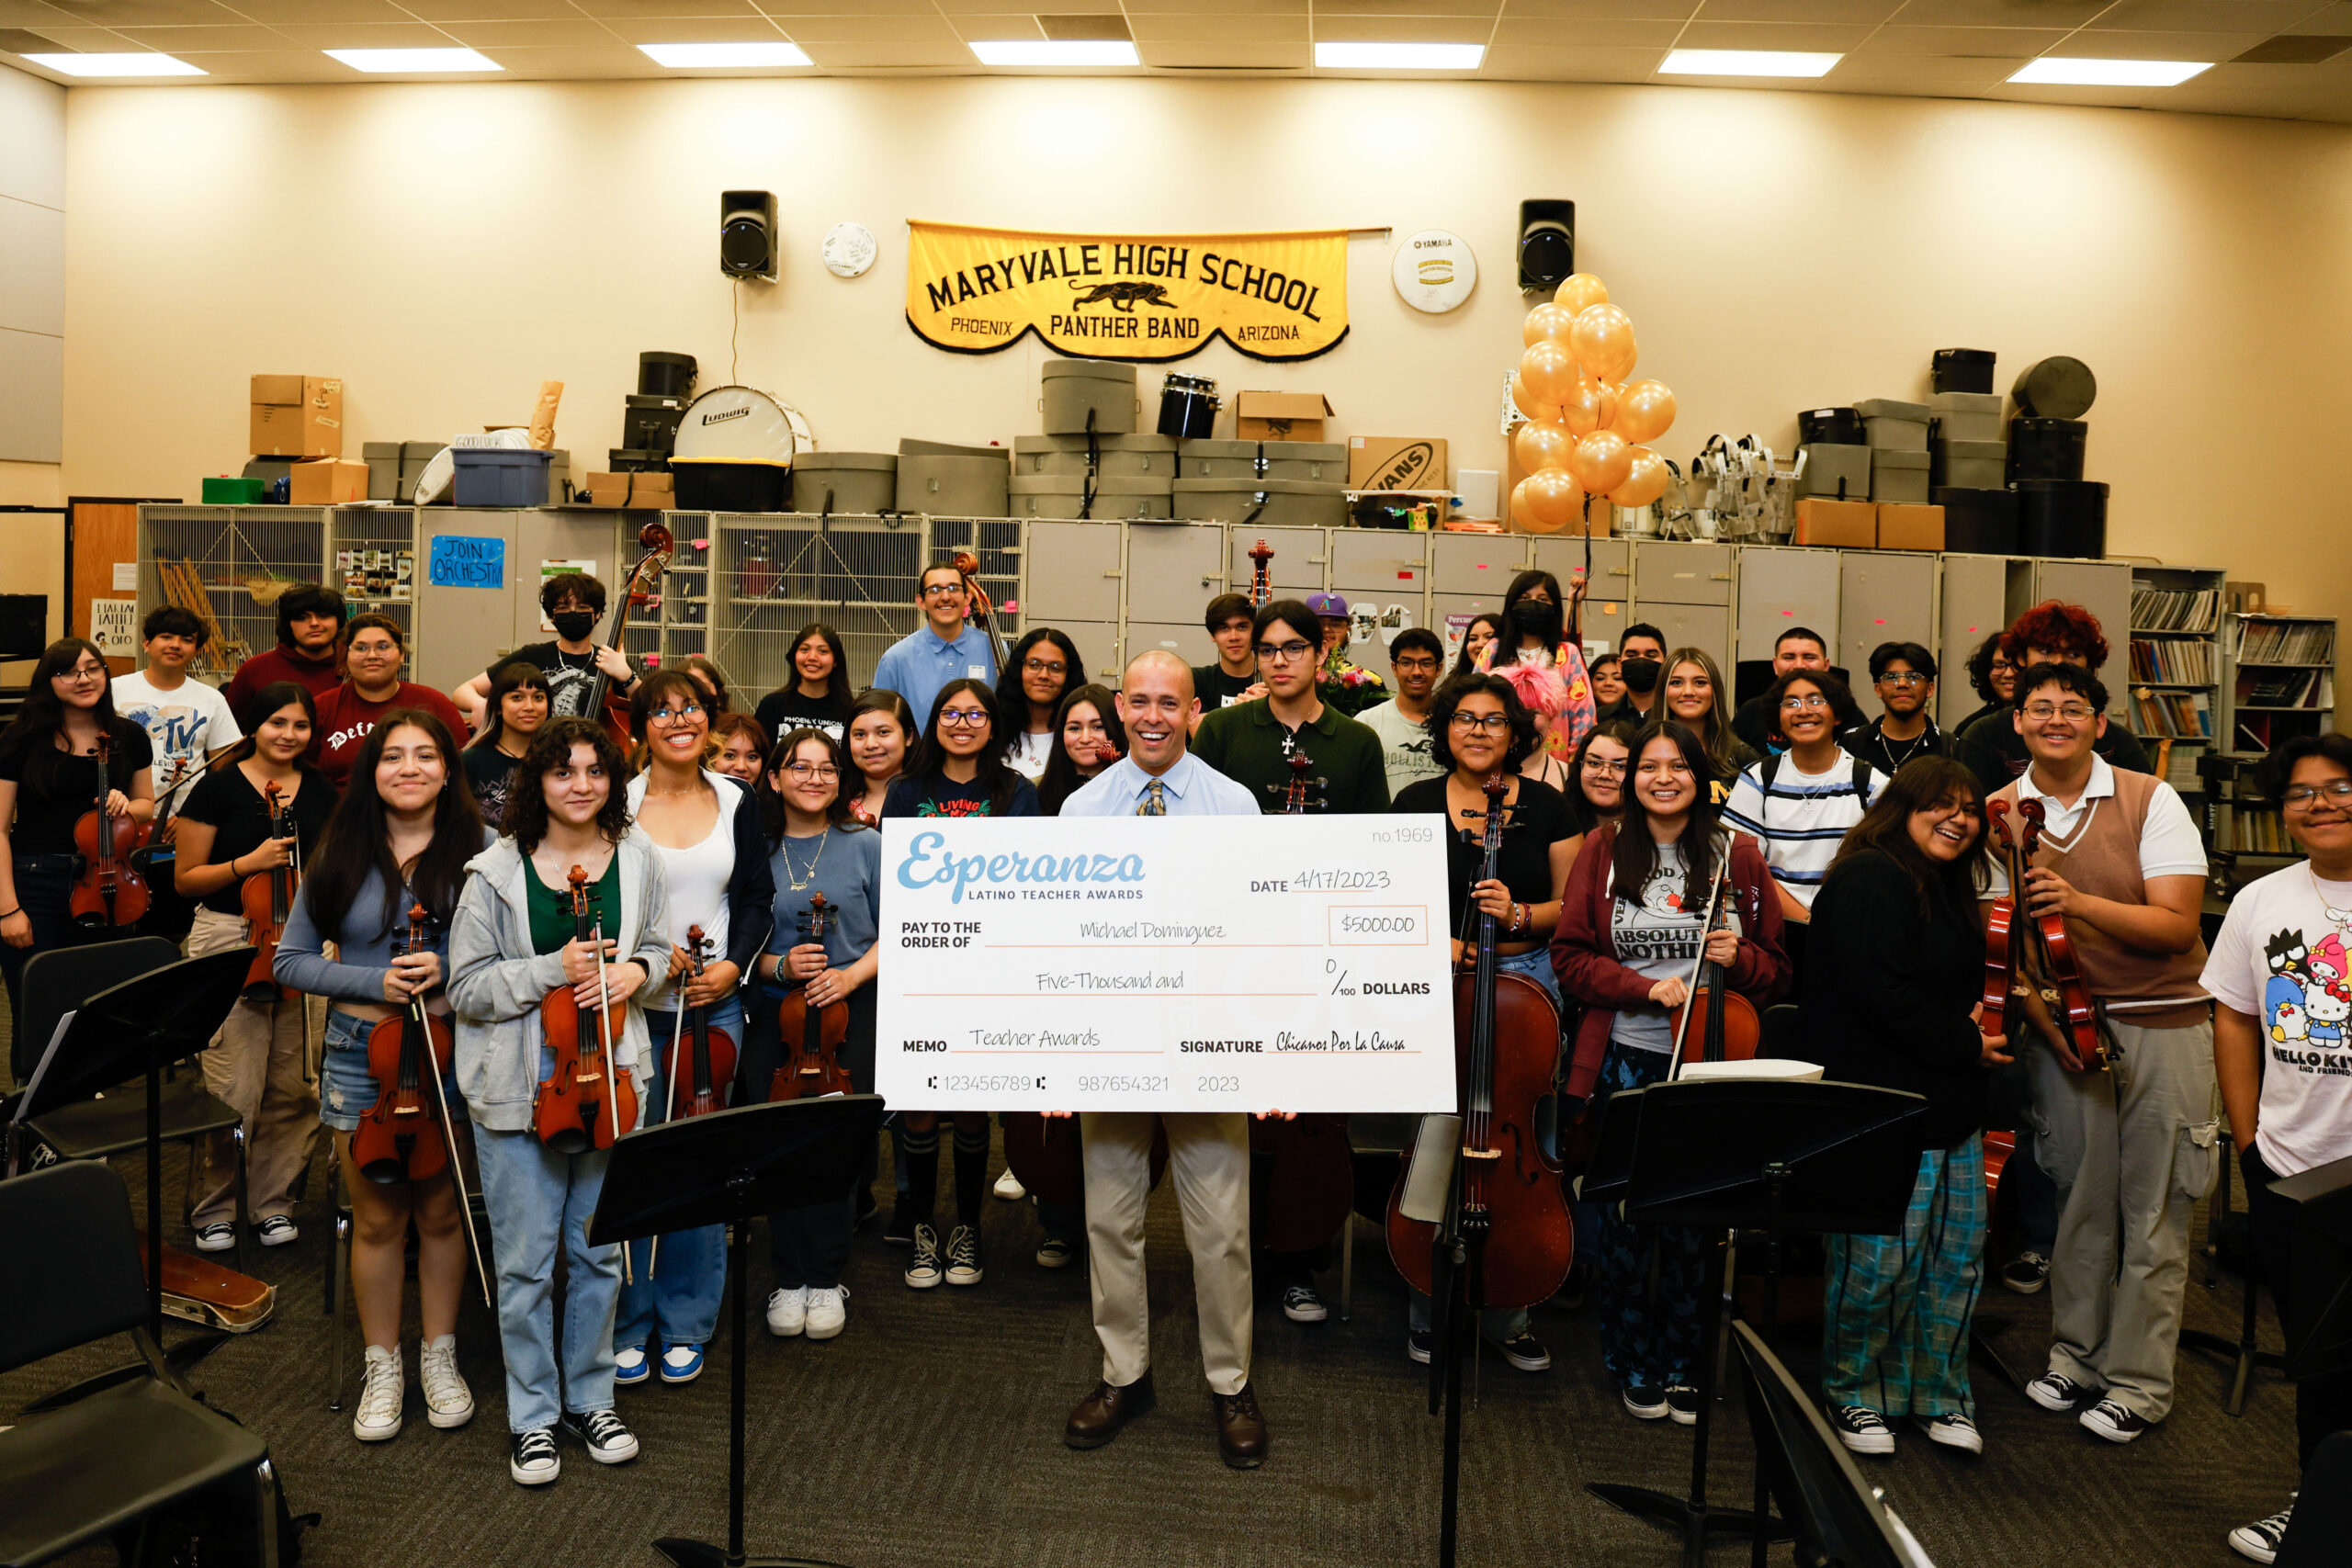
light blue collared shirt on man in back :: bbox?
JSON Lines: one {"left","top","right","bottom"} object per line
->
{"left": 1059, "top": 750, "right": 1258, "bottom": 818}
{"left": 868, "top": 622, "right": 999, "bottom": 726}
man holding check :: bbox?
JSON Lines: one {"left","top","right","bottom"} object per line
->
{"left": 1056, "top": 649, "right": 1272, "bottom": 1468}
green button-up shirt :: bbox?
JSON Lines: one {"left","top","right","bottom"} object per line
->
{"left": 1192, "top": 697, "right": 1392, "bottom": 816}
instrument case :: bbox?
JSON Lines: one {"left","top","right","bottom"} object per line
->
{"left": 790, "top": 452, "right": 897, "bottom": 514}
{"left": 1041, "top": 358, "right": 1139, "bottom": 436}
{"left": 1177, "top": 439, "right": 1348, "bottom": 483}
{"left": 1855, "top": 399, "right": 1930, "bottom": 452}
{"left": 2017, "top": 479, "right": 2108, "bottom": 559}
{"left": 1931, "top": 439, "right": 2007, "bottom": 491}
{"left": 1172, "top": 477, "right": 1347, "bottom": 529}
{"left": 896, "top": 454, "right": 1010, "bottom": 517}
{"left": 1930, "top": 348, "right": 1996, "bottom": 394}
{"left": 1869, "top": 447, "right": 1930, "bottom": 505}
{"left": 1009, "top": 474, "right": 1174, "bottom": 520}
{"left": 1934, "top": 486, "right": 2020, "bottom": 554}
{"left": 1928, "top": 390, "right": 2004, "bottom": 445}
{"left": 2008, "top": 418, "right": 2088, "bottom": 484}
{"left": 1794, "top": 443, "right": 1870, "bottom": 502}
{"left": 1013, "top": 433, "right": 1179, "bottom": 479}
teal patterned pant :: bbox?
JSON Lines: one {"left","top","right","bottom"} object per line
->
{"left": 1589, "top": 1045, "right": 1716, "bottom": 1392}
{"left": 1821, "top": 1134, "right": 1987, "bottom": 1420}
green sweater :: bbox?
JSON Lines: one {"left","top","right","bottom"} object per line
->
{"left": 1192, "top": 697, "right": 1392, "bottom": 815}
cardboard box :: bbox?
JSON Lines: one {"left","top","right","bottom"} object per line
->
{"left": 250, "top": 374, "right": 345, "bottom": 457}
{"left": 1875, "top": 502, "right": 1946, "bottom": 553}
{"left": 1235, "top": 391, "right": 1333, "bottom": 442}
{"left": 1349, "top": 435, "right": 1448, "bottom": 491}
{"left": 288, "top": 457, "right": 368, "bottom": 505}
{"left": 1793, "top": 498, "right": 1875, "bottom": 548}
{"left": 584, "top": 470, "right": 674, "bottom": 509}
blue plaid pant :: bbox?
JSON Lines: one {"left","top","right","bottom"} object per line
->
{"left": 1590, "top": 1045, "right": 1716, "bottom": 1392}
{"left": 1821, "top": 1134, "right": 1987, "bottom": 1420}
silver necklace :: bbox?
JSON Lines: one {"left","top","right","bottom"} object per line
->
{"left": 783, "top": 829, "right": 829, "bottom": 892}
{"left": 2311, "top": 863, "right": 2352, "bottom": 937}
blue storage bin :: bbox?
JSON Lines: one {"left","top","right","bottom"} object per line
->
{"left": 451, "top": 447, "right": 553, "bottom": 507}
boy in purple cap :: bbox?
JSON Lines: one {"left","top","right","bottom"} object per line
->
{"left": 1307, "top": 592, "right": 1388, "bottom": 717}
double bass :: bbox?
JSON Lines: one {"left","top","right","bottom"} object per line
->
{"left": 532, "top": 863, "right": 639, "bottom": 1155}
{"left": 772, "top": 893, "right": 855, "bottom": 1100}
{"left": 1387, "top": 773, "right": 1575, "bottom": 1307}
{"left": 238, "top": 781, "right": 300, "bottom": 1004}
{"left": 950, "top": 548, "right": 1015, "bottom": 677}
{"left": 582, "top": 521, "right": 674, "bottom": 748}
{"left": 667, "top": 924, "right": 740, "bottom": 1119}
{"left": 69, "top": 733, "right": 149, "bottom": 931}
{"left": 1987, "top": 798, "right": 2107, "bottom": 1074}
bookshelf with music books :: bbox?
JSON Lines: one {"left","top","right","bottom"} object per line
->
{"left": 2128, "top": 568, "right": 2225, "bottom": 799}
{"left": 2202, "top": 612, "right": 2339, "bottom": 892}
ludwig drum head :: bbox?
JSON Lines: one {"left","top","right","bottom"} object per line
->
{"left": 673, "top": 385, "right": 798, "bottom": 465}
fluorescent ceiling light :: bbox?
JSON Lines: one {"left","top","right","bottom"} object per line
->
{"left": 1316, "top": 42, "right": 1484, "bottom": 70}
{"left": 24, "top": 51, "right": 203, "bottom": 77}
{"left": 2008, "top": 56, "right": 2211, "bottom": 86}
{"left": 968, "top": 39, "right": 1139, "bottom": 66}
{"left": 1660, "top": 49, "right": 1840, "bottom": 77}
{"left": 326, "top": 47, "right": 501, "bottom": 73}
{"left": 639, "top": 41, "right": 811, "bottom": 69}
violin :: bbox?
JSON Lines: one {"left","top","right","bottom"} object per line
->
{"left": 69, "top": 733, "right": 150, "bottom": 931}
{"left": 1989, "top": 798, "right": 2107, "bottom": 1074}
{"left": 532, "top": 863, "right": 639, "bottom": 1154}
{"left": 127, "top": 756, "right": 198, "bottom": 914}
{"left": 237, "top": 781, "right": 300, "bottom": 1004}
{"left": 772, "top": 892, "right": 855, "bottom": 1100}
{"left": 950, "top": 548, "right": 1016, "bottom": 676}
{"left": 584, "top": 521, "right": 674, "bottom": 749}
{"left": 667, "top": 924, "right": 739, "bottom": 1119}
{"left": 1667, "top": 835, "right": 1761, "bottom": 1076}
{"left": 1387, "top": 772, "right": 1575, "bottom": 1309}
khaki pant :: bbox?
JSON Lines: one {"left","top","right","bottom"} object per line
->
{"left": 1080, "top": 1111, "right": 1253, "bottom": 1396}
{"left": 2030, "top": 1014, "right": 2220, "bottom": 1421}
{"left": 186, "top": 907, "right": 322, "bottom": 1226}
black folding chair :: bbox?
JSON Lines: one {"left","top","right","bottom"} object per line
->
{"left": 0, "top": 1161, "right": 281, "bottom": 1567}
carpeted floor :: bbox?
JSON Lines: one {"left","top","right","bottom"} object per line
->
{"left": 0, "top": 1122, "right": 2305, "bottom": 1568}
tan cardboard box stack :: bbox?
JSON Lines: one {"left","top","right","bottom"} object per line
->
{"left": 1233, "top": 391, "right": 1331, "bottom": 441}
{"left": 251, "top": 375, "right": 344, "bottom": 457}
{"left": 1792, "top": 500, "right": 1947, "bottom": 550}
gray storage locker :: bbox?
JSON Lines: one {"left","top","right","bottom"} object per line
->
{"left": 1023, "top": 520, "right": 1125, "bottom": 626}
{"left": 1937, "top": 553, "right": 2017, "bottom": 731}
{"left": 1642, "top": 600, "right": 1735, "bottom": 679}
{"left": 1227, "top": 527, "right": 1325, "bottom": 594}
{"left": 1125, "top": 620, "right": 1217, "bottom": 669}
{"left": 1838, "top": 551, "right": 1938, "bottom": 721}
{"left": 512, "top": 508, "right": 626, "bottom": 658}
{"left": 1329, "top": 530, "right": 1429, "bottom": 600}
{"left": 1125, "top": 521, "right": 1227, "bottom": 625}
{"left": 1736, "top": 547, "right": 1841, "bottom": 664}
{"left": 1430, "top": 532, "right": 1526, "bottom": 597}
{"left": 1528, "top": 535, "right": 1633, "bottom": 652}
{"left": 2032, "top": 558, "right": 2132, "bottom": 717}
{"left": 1635, "top": 541, "right": 1733, "bottom": 607}
{"left": 1056, "top": 620, "right": 1124, "bottom": 676}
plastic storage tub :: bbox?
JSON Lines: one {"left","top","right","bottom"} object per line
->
{"left": 452, "top": 447, "right": 555, "bottom": 507}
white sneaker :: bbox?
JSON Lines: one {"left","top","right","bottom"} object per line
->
{"left": 1914, "top": 1413, "right": 1982, "bottom": 1454}
{"left": 354, "top": 1344, "right": 403, "bottom": 1442}
{"left": 994, "top": 1168, "right": 1025, "bottom": 1201}
{"left": 418, "top": 1335, "right": 474, "bottom": 1429}
{"left": 805, "top": 1285, "right": 848, "bottom": 1340}
{"left": 765, "top": 1286, "right": 808, "bottom": 1337}
{"left": 2230, "top": 1497, "right": 2295, "bottom": 1564}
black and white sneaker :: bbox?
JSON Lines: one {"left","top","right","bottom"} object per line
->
{"left": 2229, "top": 1497, "right": 2295, "bottom": 1564}
{"left": 1035, "top": 1235, "right": 1076, "bottom": 1269}
{"left": 510, "top": 1427, "right": 560, "bottom": 1486}
{"left": 944, "top": 1224, "right": 984, "bottom": 1287}
{"left": 255, "top": 1214, "right": 298, "bottom": 1247}
{"left": 1915, "top": 1413, "right": 1983, "bottom": 1453}
{"left": 1490, "top": 1332, "right": 1551, "bottom": 1372}
{"left": 561, "top": 1408, "right": 639, "bottom": 1464}
{"left": 904, "top": 1224, "right": 943, "bottom": 1289}
{"left": 1829, "top": 1405, "right": 1894, "bottom": 1455}
{"left": 2000, "top": 1250, "right": 2052, "bottom": 1294}
{"left": 1622, "top": 1385, "right": 1668, "bottom": 1421}
{"left": 2026, "top": 1371, "right": 2097, "bottom": 1412}
{"left": 192, "top": 1222, "right": 235, "bottom": 1253}
{"left": 1407, "top": 1330, "right": 1434, "bottom": 1365}
{"left": 1281, "top": 1284, "right": 1328, "bottom": 1323}
{"left": 2079, "top": 1398, "right": 2149, "bottom": 1443}
{"left": 1664, "top": 1385, "right": 1699, "bottom": 1426}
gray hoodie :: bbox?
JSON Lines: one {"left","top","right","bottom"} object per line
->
{"left": 448, "top": 830, "right": 673, "bottom": 1134}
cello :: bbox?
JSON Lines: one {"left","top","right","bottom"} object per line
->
{"left": 532, "top": 863, "right": 639, "bottom": 1155}
{"left": 238, "top": 781, "right": 300, "bottom": 1004}
{"left": 950, "top": 548, "right": 1016, "bottom": 676}
{"left": 667, "top": 924, "right": 740, "bottom": 1119}
{"left": 1990, "top": 798, "right": 2107, "bottom": 1074}
{"left": 772, "top": 893, "right": 855, "bottom": 1100}
{"left": 582, "top": 521, "right": 675, "bottom": 748}
{"left": 69, "top": 733, "right": 149, "bottom": 931}
{"left": 1387, "top": 772, "right": 1575, "bottom": 1307}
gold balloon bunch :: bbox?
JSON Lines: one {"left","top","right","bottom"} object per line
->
{"left": 1508, "top": 274, "right": 1676, "bottom": 535}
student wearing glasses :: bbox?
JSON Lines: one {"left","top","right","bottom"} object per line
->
{"left": 1355, "top": 628, "right": 1446, "bottom": 796}
{"left": 1983, "top": 662, "right": 2212, "bottom": 1448}
{"left": 995, "top": 627, "right": 1087, "bottom": 782}
{"left": 1840, "top": 641, "right": 1951, "bottom": 777}
{"left": 869, "top": 560, "right": 999, "bottom": 726}
{"left": 1723, "top": 670, "right": 1883, "bottom": 978}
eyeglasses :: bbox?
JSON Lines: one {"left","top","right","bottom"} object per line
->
{"left": 920, "top": 582, "right": 967, "bottom": 600}
{"left": 782, "top": 761, "right": 840, "bottom": 782}
{"left": 2282, "top": 780, "right": 2352, "bottom": 808}
{"left": 1393, "top": 657, "right": 1441, "bottom": 674}
{"left": 938, "top": 708, "right": 990, "bottom": 728}
{"left": 60, "top": 667, "right": 106, "bottom": 683}
{"left": 1877, "top": 671, "right": 1928, "bottom": 688}
{"left": 648, "top": 704, "right": 706, "bottom": 726}
{"left": 1023, "top": 658, "right": 1068, "bottom": 676}
{"left": 1780, "top": 694, "right": 1830, "bottom": 712}
{"left": 1581, "top": 757, "right": 1628, "bottom": 776}
{"left": 1447, "top": 712, "right": 1511, "bottom": 735}
{"left": 2021, "top": 703, "right": 2098, "bottom": 723}
{"left": 1256, "top": 640, "right": 1314, "bottom": 664}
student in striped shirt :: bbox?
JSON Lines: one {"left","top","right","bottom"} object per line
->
{"left": 1723, "top": 669, "right": 1882, "bottom": 978}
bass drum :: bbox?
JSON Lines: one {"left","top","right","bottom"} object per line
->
{"left": 672, "top": 385, "right": 805, "bottom": 467}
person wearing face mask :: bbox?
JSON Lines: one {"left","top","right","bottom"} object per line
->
{"left": 1479, "top": 570, "right": 1596, "bottom": 767}
{"left": 1730, "top": 627, "right": 1832, "bottom": 755}
{"left": 1596, "top": 625, "right": 1668, "bottom": 725}
{"left": 451, "top": 572, "right": 641, "bottom": 734}
{"left": 224, "top": 583, "right": 350, "bottom": 729}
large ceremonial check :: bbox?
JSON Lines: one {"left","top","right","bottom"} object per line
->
{"left": 874, "top": 815, "right": 1458, "bottom": 1113}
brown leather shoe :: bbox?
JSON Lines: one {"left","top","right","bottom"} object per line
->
{"left": 1214, "top": 1382, "right": 1268, "bottom": 1469}
{"left": 1065, "top": 1372, "right": 1156, "bottom": 1450}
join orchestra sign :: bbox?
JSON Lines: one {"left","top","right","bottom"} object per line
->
{"left": 905, "top": 220, "right": 1350, "bottom": 363}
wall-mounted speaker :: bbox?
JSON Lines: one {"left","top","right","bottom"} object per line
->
{"left": 1517, "top": 199, "right": 1576, "bottom": 292}
{"left": 720, "top": 190, "right": 776, "bottom": 281}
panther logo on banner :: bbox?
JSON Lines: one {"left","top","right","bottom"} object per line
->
{"left": 906, "top": 220, "right": 1351, "bottom": 364}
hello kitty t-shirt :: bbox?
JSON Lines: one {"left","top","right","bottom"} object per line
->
{"left": 2202, "top": 862, "right": 2352, "bottom": 1177}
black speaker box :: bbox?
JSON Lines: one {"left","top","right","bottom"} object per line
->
{"left": 1517, "top": 200, "right": 1576, "bottom": 291}
{"left": 719, "top": 190, "right": 776, "bottom": 280}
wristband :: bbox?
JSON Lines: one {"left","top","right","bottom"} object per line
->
{"left": 0, "top": 907, "right": 19, "bottom": 919}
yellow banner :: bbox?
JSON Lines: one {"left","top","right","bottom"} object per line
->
{"left": 906, "top": 221, "right": 1349, "bottom": 363}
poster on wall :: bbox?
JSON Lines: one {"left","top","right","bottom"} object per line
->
{"left": 90, "top": 598, "right": 138, "bottom": 656}
{"left": 906, "top": 221, "right": 1350, "bottom": 363}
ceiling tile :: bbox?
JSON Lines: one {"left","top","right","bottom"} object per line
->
{"left": 1, "top": 22, "right": 120, "bottom": 49}
{"left": 783, "top": 13, "right": 958, "bottom": 40}
{"left": 793, "top": 39, "right": 978, "bottom": 64}
{"left": 1828, "top": 47, "right": 2021, "bottom": 75}
{"left": 438, "top": 18, "right": 619, "bottom": 45}
{"left": 215, "top": 0, "right": 414, "bottom": 20}
{"left": 474, "top": 41, "right": 663, "bottom": 73}
{"left": 1304, "top": 0, "right": 1501, "bottom": 12}
{"left": 1808, "top": 75, "right": 1987, "bottom": 95}
{"left": 1492, "top": 14, "right": 1680, "bottom": 41}
{"left": 571, "top": 0, "right": 761, "bottom": 17}
{"left": 395, "top": 0, "right": 589, "bottom": 17}
{"left": 1136, "top": 39, "right": 1310, "bottom": 63}
{"left": 930, "top": 0, "right": 1129, "bottom": 8}
{"left": 1982, "top": 79, "right": 2167, "bottom": 105}
{"left": 170, "top": 46, "right": 367, "bottom": 77}
{"left": 943, "top": 13, "right": 1048, "bottom": 39}
{"left": 1673, "top": 18, "right": 1875, "bottom": 47}
{"left": 2091, "top": 0, "right": 2325, "bottom": 29}
{"left": 269, "top": 21, "right": 465, "bottom": 47}
{"left": 111, "top": 21, "right": 283, "bottom": 47}
{"left": 605, "top": 17, "right": 791, "bottom": 40}
{"left": 43, "top": 0, "right": 240, "bottom": 23}
{"left": 1502, "top": 0, "right": 1699, "bottom": 19}
{"left": 1849, "top": 22, "right": 2067, "bottom": 51}
{"left": 1884, "top": 0, "right": 2106, "bottom": 25}
{"left": 2058, "top": 27, "right": 2268, "bottom": 56}
{"left": 1476, "top": 39, "right": 1666, "bottom": 73}
{"left": 1307, "top": 15, "right": 1494, "bottom": 40}
{"left": 1128, "top": 11, "right": 1311, "bottom": 40}
{"left": 2154, "top": 54, "right": 2343, "bottom": 110}
{"left": 0, "top": 1, "right": 82, "bottom": 23}
{"left": 2297, "top": 0, "right": 2352, "bottom": 32}
{"left": 1692, "top": 0, "right": 1902, "bottom": 20}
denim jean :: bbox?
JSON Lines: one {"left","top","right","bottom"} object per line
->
{"left": 1497, "top": 945, "right": 1563, "bottom": 1005}
{"left": 476, "top": 1123, "right": 623, "bottom": 1432}
{"left": 613, "top": 1000, "right": 741, "bottom": 1351}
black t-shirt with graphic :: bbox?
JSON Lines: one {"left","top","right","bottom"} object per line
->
{"left": 1192, "top": 664, "right": 1261, "bottom": 715}
{"left": 463, "top": 744, "right": 526, "bottom": 829}
{"left": 492, "top": 640, "right": 642, "bottom": 721}
{"left": 879, "top": 772, "right": 1041, "bottom": 818}
{"left": 754, "top": 686, "right": 854, "bottom": 750}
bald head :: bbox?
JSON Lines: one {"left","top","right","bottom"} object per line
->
{"left": 1118, "top": 650, "right": 1196, "bottom": 775}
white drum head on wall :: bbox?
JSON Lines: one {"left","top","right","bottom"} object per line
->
{"left": 1392, "top": 230, "right": 1476, "bottom": 314}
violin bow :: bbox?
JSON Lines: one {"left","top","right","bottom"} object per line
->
{"left": 593, "top": 912, "right": 633, "bottom": 1285}
{"left": 416, "top": 916, "right": 493, "bottom": 1306}
{"left": 1665, "top": 832, "right": 1735, "bottom": 1079}
{"left": 646, "top": 974, "right": 693, "bottom": 1279}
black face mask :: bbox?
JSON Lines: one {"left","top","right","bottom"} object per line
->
{"left": 1620, "top": 656, "right": 1662, "bottom": 694}
{"left": 1515, "top": 602, "right": 1564, "bottom": 647}
{"left": 550, "top": 611, "right": 596, "bottom": 642}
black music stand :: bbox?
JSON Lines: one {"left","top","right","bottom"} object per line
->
{"left": 2268, "top": 1152, "right": 2352, "bottom": 1382}
{"left": 13, "top": 948, "right": 254, "bottom": 1340}
{"left": 589, "top": 1093, "right": 884, "bottom": 1568}
{"left": 1584, "top": 1077, "right": 1926, "bottom": 1568}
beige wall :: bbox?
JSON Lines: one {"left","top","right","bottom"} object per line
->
{"left": 55, "top": 75, "right": 2352, "bottom": 635}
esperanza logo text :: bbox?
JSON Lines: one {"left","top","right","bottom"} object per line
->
{"left": 897, "top": 831, "right": 1146, "bottom": 906}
